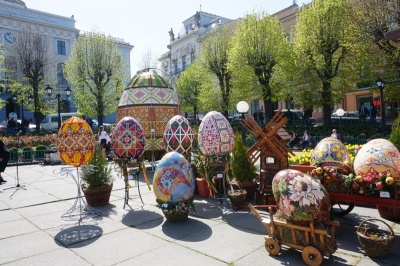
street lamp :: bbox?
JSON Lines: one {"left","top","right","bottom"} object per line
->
{"left": 236, "top": 101, "right": 249, "bottom": 144}
{"left": 12, "top": 94, "right": 34, "bottom": 133}
{"left": 336, "top": 108, "right": 345, "bottom": 142}
{"left": 376, "top": 77, "right": 385, "bottom": 133}
{"left": 46, "top": 85, "right": 72, "bottom": 130}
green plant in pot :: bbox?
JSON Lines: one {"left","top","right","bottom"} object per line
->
{"left": 80, "top": 146, "right": 114, "bottom": 207}
{"left": 229, "top": 133, "right": 258, "bottom": 202}
{"left": 191, "top": 151, "right": 214, "bottom": 198}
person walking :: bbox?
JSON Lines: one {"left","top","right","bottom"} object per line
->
{"left": 0, "top": 140, "right": 9, "bottom": 184}
{"left": 253, "top": 110, "right": 258, "bottom": 122}
{"left": 331, "top": 129, "right": 339, "bottom": 139}
{"left": 301, "top": 130, "right": 311, "bottom": 150}
{"left": 98, "top": 125, "right": 111, "bottom": 158}
{"left": 8, "top": 117, "right": 17, "bottom": 135}
{"left": 359, "top": 103, "right": 369, "bottom": 123}
{"left": 1, "top": 117, "right": 8, "bottom": 134}
{"left": 370, "top": 104, "right": 378, "bottom": 125}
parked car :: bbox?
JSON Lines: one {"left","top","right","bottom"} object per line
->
{"left": 331, "top": 111, "right": 382, "bottom": 125}
{"left": 276, "top": 109, "right": 316, "bottom": 126}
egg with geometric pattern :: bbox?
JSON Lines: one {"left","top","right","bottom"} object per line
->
{"left": 163, "top": 115, "right": 194, "bottom": 155}
{"left": 56, "top": 116, "right": 96, "bottom": 167}
{"left": 353, "top": 138, "right": 400, "bottom": 179}
{"left": 111, "top": 116, "right": 146, "bottom": 159}
{"left": 310, "top": 137, "right": 352, "bottom": 174}
{"left": 198, "top": 111, "right": 234, "bottom": 156}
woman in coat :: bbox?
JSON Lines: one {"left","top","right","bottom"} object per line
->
{"left": 98, "top": 125, "right": 111, "bottom": 158}
{"left": 0, "top": 140, "right": 9, "bottom": 184}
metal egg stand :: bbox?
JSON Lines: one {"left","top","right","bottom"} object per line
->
{"left": 57, "top": 166, "right": 102, "bottom": 224}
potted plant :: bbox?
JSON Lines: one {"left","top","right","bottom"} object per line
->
{"left": 191, "top": 152, "right": 211, "bottom": 198}
{"left": 80, "top": 146, "right": 114, "bottom": 207}
{"left": 230, "top": 133, "right": 258, "bottom": 201}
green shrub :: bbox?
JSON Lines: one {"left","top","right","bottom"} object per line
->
{"left": 389, "top": 114, "right": 400, "bottom": 150}
{"left": 80, "top": 146, "right": 113, "bottom": 189}
{"left": 230, "top": 133, "right": 257, "bottom": 185}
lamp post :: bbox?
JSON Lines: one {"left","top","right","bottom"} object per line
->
{"left": 12, "top": 94, "right": 34, "bottom": 133}
{"left": 376, "top": 77, "right": 385, "bottom": 133}
{"left": 236, "top": 101, "right": 249, "bottom": 144}
{"left": 336, "top": 108, "right": 345, "bottom": 142}
{"left": 46, "top": 85, "right": 72, "bottom": 130}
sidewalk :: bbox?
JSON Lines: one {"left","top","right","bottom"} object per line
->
{"left": 0, "top": 163, "right": 399, "bottom": 265}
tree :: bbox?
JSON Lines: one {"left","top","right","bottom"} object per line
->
{"left": 64, "top": 30, "right": 126, "bottom": 126}
{"left": 197, "top": 24, "right": 235, "bottom": 117}
{"left": 229, "top": 11, "right": 288, "bottom": 122}
{"left": 136, "top": 48, "right": 159, "bottom": 72}
{"left": 290, "top": 0, "right": 361, "bottom": 123}
{"left": 175, "top": 62, "right": 211, "bottom": 118}
{"left": 7, "top": 28, "right": 54, "bottom": 130}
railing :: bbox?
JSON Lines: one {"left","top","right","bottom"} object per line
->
{"left": 8, "top": 149, "right": 48, "bottom": 164}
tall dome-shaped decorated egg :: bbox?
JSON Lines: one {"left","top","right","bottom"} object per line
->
{"left": 198, "top": 111, "right": 234, "bottom": 156}
{"left": 163, "top": 115, "right": 194, "bottom": 155}
{"left": 57, "top": 117, "right": 96, "bottom": 167}
{"left": 353, "top": 138, "right": 400, "bottom": 179}
{"left": 111, "top": 116, "right": 146, "bottom": 158}
{"left": 272, "top": 169, "right": 331, "bottom": 225}
{"left": 310, "top": 137, "right": 352, "bottom": 174}
{"left": 153, "top": 151, "right": 195, "bottom": 203}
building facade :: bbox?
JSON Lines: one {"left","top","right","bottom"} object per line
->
{"left": 0, "top": 0, "right": 133, "bottom": 124}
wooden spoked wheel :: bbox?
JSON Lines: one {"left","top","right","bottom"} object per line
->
{"left": 264, "top": 237, "right": 280, "bottom": 255}
{"left": 302, "top": 246, "right": 323, "bottom": 266}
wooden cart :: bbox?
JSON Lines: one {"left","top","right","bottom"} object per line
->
{"left": 249, "top": 204, "right": 340, "bottom": 266}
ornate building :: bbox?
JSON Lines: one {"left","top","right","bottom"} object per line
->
{"left": 0, "top": 0, "right": 133, "bottom": 123}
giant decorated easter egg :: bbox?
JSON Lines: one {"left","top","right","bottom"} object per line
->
{"left": 272, "top": 169, "right": 331, "bottom": 225}
{"left": 57, "top": 117, "right": 96, "bottom": 167}
{"left": 310, "top": 137, "right": 352, "bottom": 174}
{"left": 353, "top": 138, "right": 400, "bottom": 179}
{"left": 111, "top": 116, "right": 146, "bottom": 158}
{"left": 198, "top": 111, "right": 234, "bottom": 156}
{"left": 163, "top": 115, "right": 194, "bottom": 155}
{"left": 153, "top": 151, "right": 195, "bottom": 203}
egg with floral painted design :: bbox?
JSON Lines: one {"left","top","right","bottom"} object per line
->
{"left": 272, "top": 169, "right": 331, "bottom": 225}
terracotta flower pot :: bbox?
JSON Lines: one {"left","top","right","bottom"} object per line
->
{"left": 195, "top": 178, "right": 210, "bottom": 198}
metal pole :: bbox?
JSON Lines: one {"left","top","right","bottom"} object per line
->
{"left": 57, "top": 94, "right": 61, "bottom": 130}
{"left": 241, "top": 113, "right": 246, "bottom": 144}
{"left": 380, "top": 86, "right": 385, "bottom": 133}
{"left": 21, "top": 100, "right": 24, "bottom": 125}
{"left": 339, "top": 116, "right": 342, "bottom": 142}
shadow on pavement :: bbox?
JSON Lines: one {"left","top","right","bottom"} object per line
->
{"left": 54, "top": 225, "right": 103, "bottom": 247}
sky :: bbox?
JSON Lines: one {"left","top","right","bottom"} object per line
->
{"left": 23, "top": 0, "right": 311, "bottom": 77}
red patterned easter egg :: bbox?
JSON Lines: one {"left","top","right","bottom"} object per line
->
{"left": 111, "top": 116, "right": 146, "bottom": 158}
{"left": 198, "top": 111, "right": 234, "bottom": 156}
{"left": 353, "top": 138, "right": 400, "bottom": 179}
{"left": 56, "top": 117, "right": 96, "bottom": 167}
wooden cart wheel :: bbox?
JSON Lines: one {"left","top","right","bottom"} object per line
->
{"left": 302, "top": 246, "right": 323, "bottom": 266}
{"left": 264, "top": 237, "right": 280, "bottom": 255}
{"left": 332, "top": 202, "right": 354, "bottom": 217}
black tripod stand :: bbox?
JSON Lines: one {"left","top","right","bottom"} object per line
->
{"left": 4, "top": 130, "right": 26, "bottom": 197}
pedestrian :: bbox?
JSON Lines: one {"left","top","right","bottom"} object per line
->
{"left": 98, "top": 125, "right": 111, "bottom": 158}
{"left": 370, "top": 104, "right": 378, "bottom": 125}
{"left": 301, "top": 130, "right": 311, "bottom": 150}
{"left": 287, "top": 131, "right": 299, "bottom": 150}
{"left": 253, "top": 110, "right": 258, "bottom": 122}
{"left": 359, "top": 103, "right": 369, "bottom": 123}
{"left": 8, "top": 117, "right": 17, "bottom": 135}
{"left": 22, "top": 116, "right": 30, "bottom": 134}
{"left": 258, "top": 109, "right": 264, "bottom": 124}
{"left": 86, "top": 117, "right": 93, "bottom": 129}
{"left": 1, "top": 117, "right": 8, "bottom": 133}
{"left": 0, "top": 140, "right": 9, "bottom": 184}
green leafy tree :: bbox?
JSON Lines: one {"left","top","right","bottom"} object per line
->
{"left": 289, "top": 0, "right": 361, "bottom": 123}
{"left": 229, "top": 11, "right": 288, "bottom": 121}
{"left": 176, "top": 62, "right": 211, "bottom": 117}
{"left": 389, "top": 113, "right": 400, "bottom": 150}
{"left": 64, "top": 30, "right": 125, "bottom": 126}
{"left": 197, "top": 24, "right": 235, "bottom": 117}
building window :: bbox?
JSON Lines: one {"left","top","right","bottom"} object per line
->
{"left": 57, "top": 40, "right": 66, "bottom": 55}
{"left": 191, "top": 50, "right": 195, "bottom": 63}
{"left": 182, "top": 55, "right": 186, "bottom": 71}
{"left": 173, "top": 59, "right": 178, "bottom": 75}
{"left": 57, "top": 63, "right": 68, "bottom": 85}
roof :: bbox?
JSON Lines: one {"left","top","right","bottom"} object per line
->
{"left": 126, "top": 70, "right": 171, "bottom": 89}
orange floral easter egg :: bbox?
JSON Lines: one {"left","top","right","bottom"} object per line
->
{"left": 56, "top": 117, "right": 96, "bottom": 167}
